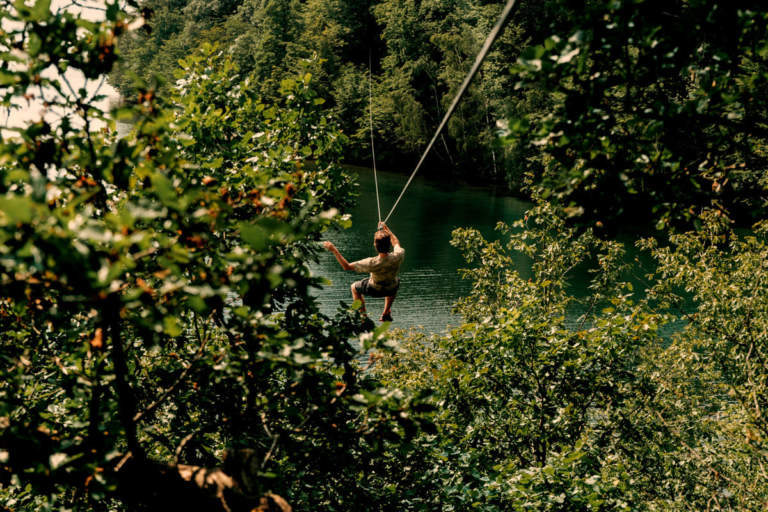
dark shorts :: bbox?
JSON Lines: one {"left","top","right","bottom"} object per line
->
{"left": 353, "top": 277, "right": 399, "bottom": 298}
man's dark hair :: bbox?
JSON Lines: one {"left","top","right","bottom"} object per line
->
{"left": 374, "top": 231, "right": 391, "bottom": 253}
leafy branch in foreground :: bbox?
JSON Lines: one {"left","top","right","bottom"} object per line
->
{"left": 373, "top": 202, "right": 768, "bottom": 510}
{"left": 376, "top": 204, "right": 665, "bottom": 510}
{"left": 0, "top": 6, "right": 427, "bottom": 511}
{"left": 636, "top": 211, "right": 768, "bottom": 510}
{"left": 503, "top": 1, "right": 768, "bottom": 229}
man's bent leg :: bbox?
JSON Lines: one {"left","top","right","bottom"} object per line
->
{"left": 351, "top": 282, "right": 366, "bottom": 313}
{"left": 381, "top": 296, "right": 395, "bottom": 322}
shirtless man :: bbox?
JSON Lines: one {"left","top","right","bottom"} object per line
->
{"left": 323, "top": 222, "right": 405, "bottom": 322}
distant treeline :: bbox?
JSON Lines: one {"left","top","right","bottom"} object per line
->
{"left": 113, "top": 0, "right": 768, "bottom": 229}
{"left": 111, "top": 0, "right": 564, "bottom": 189}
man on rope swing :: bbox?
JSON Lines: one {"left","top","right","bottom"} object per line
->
{"left": 323, "top": 222, "right": 404, "bottom": 322}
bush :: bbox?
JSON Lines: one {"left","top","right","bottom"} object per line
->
{"left": 0, "top": 7, "right": 426, "bottom": 511}
{"left": 375, "top": 204, "right": 664, "bottom": 510}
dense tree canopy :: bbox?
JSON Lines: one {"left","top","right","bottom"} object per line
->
{"left": 3, "top": 0, "right": 768, "bottom": 510}
{"left": 0, "top": 4, "right": 430, "bottom": 510}
{"left": 505, "top": 0, "right": 768, "bottom": 228}
{"left": 112, "top": 0, "right": 768, "bottom": 228}
{"left": 111, "top": 0, "right": 555, "bottom": 185}
{"left": 374, "top": 203, "right": 768, "bottom": 511}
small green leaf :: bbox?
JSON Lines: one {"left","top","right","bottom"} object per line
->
{"left": 105, "top": 0, "right": 119, "bottom": 20}
{"left": 177, "top": 133, "right": 196, "bottom": 147}
{"left": 163, "top": 316, "right": 182, "bottom": 337}
{"left": 0, "top": 71, "right": 18, "bottom": 86}
{"left": 240, "top": 222, "right": 267, "bottom": 251}
{"left": 27, "top": 32, "right": 42, "bottom": 57}
{"left": 30, "top": 0, "right": 51, "bottom": 20}
{"left": 0, "top": 197, "right": 34, "bottom": 225}
{"left": 204, "top": 157, "right": 223, "bottom": 169}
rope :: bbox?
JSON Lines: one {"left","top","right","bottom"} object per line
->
{"left": 369, "top": 50, "right": 382, "bottom": 224}
{"left": 383, "top": 0, "right": 520, "bottom": 224}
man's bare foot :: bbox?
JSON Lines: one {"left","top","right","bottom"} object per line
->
{"left": 380, "top": 312, "right": 393, "bottom": 322}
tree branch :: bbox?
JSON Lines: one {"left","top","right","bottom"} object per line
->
{"left": 133, "top": 328, "right": 209, "bottom": 424}
{"left": 108, "top": 297, "right": 145, "bottom": 460}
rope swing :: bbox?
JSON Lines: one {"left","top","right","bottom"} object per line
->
{"left": 372, "top": 0, "right": 520, "bottom": 224}
{"left": 368, "top": 50, "right": 382, "bottom": 224}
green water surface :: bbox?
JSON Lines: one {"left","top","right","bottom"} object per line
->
{"left": 312, "top": 167, "right": 531, "bottom": 332}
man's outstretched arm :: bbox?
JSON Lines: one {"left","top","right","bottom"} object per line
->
{"left": 324, "top": 241, "right": 355, "bottom": 270}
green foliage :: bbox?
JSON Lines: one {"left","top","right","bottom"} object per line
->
{"left": 113, "top": 0, "right": 768, "bottom": 221}
{"left": 371, "top": 203, "right": 768, "bottom": 510}
{"left": 6, "top": 1, "right": 768, "bottom": 510}
{"left": 504, "top": 1, "right": 768, "bottom": 228}
{"left": 112, "top": 0, "right": 553, "bottom": 184}
{"left": 375, "top": 204, "right": 665, "bottom": 510}
{"left": 0, "top": 6, "right": 427, "bottom": 511}
{"left": 633, "top": 211, "right": 768, "bottom": 510}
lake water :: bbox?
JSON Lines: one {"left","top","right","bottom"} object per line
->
{"left": 311, "top": 166, "right": 532, "bottom": 333}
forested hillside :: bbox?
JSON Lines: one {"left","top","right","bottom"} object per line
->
{"left": 112, "top": 0, "right": 768, "bottom": 229}
{"left": 110, "top": 0, "right": 561, "bottom": 188}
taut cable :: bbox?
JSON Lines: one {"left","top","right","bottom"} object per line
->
{"left": 369, "top": 50, "right": 382, "bottom": 224}
{"left": 383, "top": 0, "right": 520, "bottom": 223}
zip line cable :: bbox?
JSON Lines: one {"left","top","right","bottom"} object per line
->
{"left": 382, "top": 0, "right": 520, "bottom": 224}
{"left": 368, "top": 50, "right": 382, "bottom": 223}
